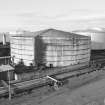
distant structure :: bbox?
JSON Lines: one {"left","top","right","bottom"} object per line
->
{"left": 73, "top": 28, "right": 105, "bottom": 50}
{"left": 10, "top": 29, "right": 91, "bottom": 67}
{"left": 0, "top": 32, "right": 10, "bottom": 44}
{"left": 2, "top": 34, "right": 6, "bottom": 45}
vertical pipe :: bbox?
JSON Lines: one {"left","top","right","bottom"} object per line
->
{"left": 8, "top": 70, "right": 11, "bottom": 100}
{"left": 5, "top": 56, "right": 6, "bottom": 65}
{"left": 34, "top": 37, "right": 35, "bottom": 66}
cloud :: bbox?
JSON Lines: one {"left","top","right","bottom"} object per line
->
{"left": 17, "top": 9, "right": 105, "bottom": 22}
{"left": 12, "top": 9, "right": 105, "bottom": 32}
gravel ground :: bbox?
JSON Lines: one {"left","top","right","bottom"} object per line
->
{"left": 0, "top": 70, "right": 105, "bottom": 105}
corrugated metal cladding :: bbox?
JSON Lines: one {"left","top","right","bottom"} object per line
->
{"left": 10, "top": 29, "right": 91, "bottom": 67}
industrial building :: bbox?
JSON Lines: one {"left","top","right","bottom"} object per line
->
{"left": 0, "top": 65, "right": 14, "bottom": 81}
{"left": 10, "top": 29, "right": 91, "bottom": 67}
{"left": 73, "top": 28, "right": 105, "bottom": 50}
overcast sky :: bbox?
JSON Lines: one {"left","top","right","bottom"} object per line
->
{"left": 0, "top": 0, "right": 105, "bottom": 32}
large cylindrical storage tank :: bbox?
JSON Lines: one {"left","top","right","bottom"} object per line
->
{"left": 35, "top": 29, "right": 91, "bottom": 67}
{"left": 73, "top": 28, "right": 105, "bottom": 50}
{"left": 10, "top": 29, "right": 91, "bottom": 67}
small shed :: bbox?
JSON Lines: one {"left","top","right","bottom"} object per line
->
{"left": 0, "top": 65, "right": 14, "bottom": 81}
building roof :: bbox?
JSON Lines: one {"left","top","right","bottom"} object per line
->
{"left": 0, "top": 65, "right": 14, "bottom": 72}
{"left": 12, "top": 28, "right": 90, "bottom": 39}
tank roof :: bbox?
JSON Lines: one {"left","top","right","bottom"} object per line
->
{"left": 73, "top": 28, "right": 105, "bottom": 33}
{"left": 11, "top": 29, "right": 47, "bottom": 37}
{"left": 38, "top": 29, "right": 90, "bottom": 39}
{"left": 12, "top": 28, "right": 90, "bottom": 39}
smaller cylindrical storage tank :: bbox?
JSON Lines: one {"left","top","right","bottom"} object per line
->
{"left": 35, "top": 29, "right": 91, "bottom": 67}
{"left": 73, "top": 28, "right": 105, "bottom": 50}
